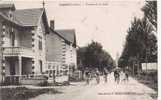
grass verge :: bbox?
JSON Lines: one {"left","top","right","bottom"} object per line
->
{"left": 0, "top": 87, "right": 61, "bottom": 100}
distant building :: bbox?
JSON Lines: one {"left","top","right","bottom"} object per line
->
{"left": 46, "top": 21, "right": 77, "bottom": 82}
{"left": 0, "top": 4, "right": 49, "bottom": 83}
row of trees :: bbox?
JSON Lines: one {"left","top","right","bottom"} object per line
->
{"left": 118, "top": 1, "right": 157, "bottom": 72}
{"left": 77, "top": 41, "right": 115, "bottom": 72}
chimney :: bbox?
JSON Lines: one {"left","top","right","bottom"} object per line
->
{"left": 50, "top": 20, "right": 55, "bottom": 30}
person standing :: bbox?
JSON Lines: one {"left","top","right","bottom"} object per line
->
{"left": 85, "top": 71, "right": 90, "bottom": 85}
{"left": 95, "top": 68, "right": 100, "bottom": 84}
{"left": 114, "top": 70, "right": 117, "bottom": 82}
{"left": 114, "top": 70, "right": 120, "bottom": 84}
{"left": 120, "top": 70, "right": 126, "bottom": 83}
{"left": 125, "top": 71, "right": 129, "bottom": 82}
{"left": 103, "top": 68, "right": 108, "bottom": 83}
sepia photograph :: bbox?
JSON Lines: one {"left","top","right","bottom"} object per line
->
{"left": 0, "top": 0, "right": 158, "bottom": 100}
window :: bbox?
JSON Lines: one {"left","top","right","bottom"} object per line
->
{"left": 38, "top": 36, "right": 42, "bottom": 50}
{"left": 39, "top": 40, "right": 42, "bottom": 50}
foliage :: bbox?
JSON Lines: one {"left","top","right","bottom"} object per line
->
{"left": 118, "top": 1, "right": 157, "bottom": 70}
{"left": 142, "top": 1, "right": 157, "bottom": 29}
{"left": 77, "top": 41, "right": 114, "bottom": 71}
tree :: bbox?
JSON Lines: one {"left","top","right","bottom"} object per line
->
{"left": 77, "top": 41, "right": 114, "bottom": 72}
{"left": 142, "top": 1, "right": 157, "bottom": 30}
{"left": 77, "top": 47, "right": 87, "bottom": 71}
{"left": 118, "top": 1, "right": 157, "bottom": 75}
{"left": 119, "top": 16, "right": 157, "bottom": 71}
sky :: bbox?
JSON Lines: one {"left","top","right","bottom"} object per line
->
{"left": 1, "top": 0, "right": 145, "bottom": 59}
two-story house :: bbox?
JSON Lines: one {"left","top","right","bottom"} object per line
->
{"left": 46, "top": 21, "right": 77, "bottom": 82}
{"left": 0, "top": 4, "right": 49, "bottom": 83}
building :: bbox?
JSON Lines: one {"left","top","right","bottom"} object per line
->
{"left": 46, "top": 21, "right": 77, "bottom": 82}
{"left": 0, "top": 4, "right": 49, "bottom": 83}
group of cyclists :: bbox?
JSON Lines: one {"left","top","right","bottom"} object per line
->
{"left": 114, "top": 69, "right": 129, "bottom": 84}
{"left": 85, "top": 67, "right": 129, "bottom": 85}
{"left": 85, "top": 68, "right": 101, "bottom": 85}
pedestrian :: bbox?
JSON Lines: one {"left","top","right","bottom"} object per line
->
{"left": 85, "top": 71, "right": 90, "bottom": 85}
{"left": 95, "top": 68, "right": 100, "bottom": 84}
{"left": 120, "top": 70, "right": 126, "bottom": 83}
{"left": 103, "top": 68, "right": 108, "bottom": 83}
{"left": 114, "top": 70, "right": 120, "bottom": 84}
{"left": 125, "top": 71, "right": 129, "bottom": 82}
{"left": 114, "top": 70, "right": 117, "bottom": 82}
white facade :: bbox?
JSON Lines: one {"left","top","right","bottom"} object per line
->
{"left": 0, "top": 7, "right": 48, "bottom": 84}
{"left": 32, "top": 18, "right": 46, "bottom": 74}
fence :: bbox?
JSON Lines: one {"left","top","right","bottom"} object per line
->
{"left": 4, "top": 74, "right": 48, "bottom": 85}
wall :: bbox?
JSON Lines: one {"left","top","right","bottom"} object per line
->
{"left": 46, "top": 32, "right": 63, "bottom": 62}
{"left": 0, "top": 19, "right": 2, "bottom": 82}
{"left": 4, "top": 59, "right": 10, "bottom": 75}
{"left": 19, "top": 29, "right": 32, "bottom": 48}
{"left": 1, "top": 24, "right": 12, "bottom": 47}
{"left": 33, "top": 17, "right": 46, "bottom": 74}
{"left": 0, "top": 22, "right": 32, "bottom": 48}
{"left": 46, "top": 31, "right": 77, "bottom": 76}
{"left": 46, "top": 32, "right": 65, "bottom": 76}
{"left": 65, "top": 44, "right": 77, "bottom": 68}
{"left": 0, "top": 50, "right": 2, "bottom": 83}
{"left": 71, "top": 47, "right": 77, "bottom": 69}
{"left": 46, "top": 33, "right": 77, "bottom": 67}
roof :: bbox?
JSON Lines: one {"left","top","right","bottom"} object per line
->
{"left": 0, "top": 12, "right": 23, "bottom": 27}
{"left": 13, "top": 8, "right": 44, "bottom": 26}
{"left": 0, "top": 4, "right": 49, "bottom": 33}
{"left": 0, "top": 3, "right": 15, "bottom": 10}
{"left": 55, "top": 29, "right": 76, "bottom": 45}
